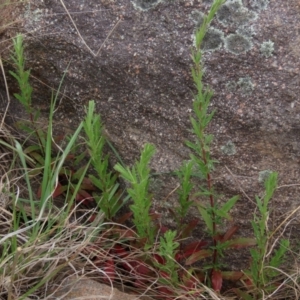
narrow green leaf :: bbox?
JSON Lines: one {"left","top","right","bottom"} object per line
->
{"left": 220, "top": 195, "right": 239, "bottom": 215}
{"left": 197, "top": 204, "right": 213, "bottom": 233}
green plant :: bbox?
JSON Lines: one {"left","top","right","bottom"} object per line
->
{"left": 184, "top": 0, "right": 255, "bottom": 291}
{"left": 8, "top": 33, "right": 83, "bottom": 238}
{"left": 83, "top": 100, "right": 128, "bottom": 219}
{"left": 174, "top": 160, "right": 194, "bottom": 226}
{"left": 1, "top": 34, "right": 95, "bottom": 300}
{"left": 9, "top": 34, "right": 125, "bottom": 222}
{"left": 157, "top": 230, "right": 180, "bottom": 285}
{"left": 9, "top": 34, "right": 32, "bottom": 114}
{"left": 250, "top": 172, "right": 289, "bottom": 295}
{"left": 233, "top": 172, "right": 290, "bottom": 299}
{"left": 114, "top": 143, "right": 156, "bottom": 249}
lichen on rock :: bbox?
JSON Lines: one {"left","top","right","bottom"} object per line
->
{"left": 217, "top": 0, "right": 257, "bottom": 27}
{"left": 250, "top": 0, "right": 270, "bottom": 11}
{"left": 221, "top": 141, "right": 236, "bottom": 155}
{"left": 202, "top": 27, "right": 225, "bottom": 52}
{"left": 260, "top": 40, "right": 274, "bottom": 58}
{"left": 224, "top": 33, "right": 253, "bottom": 55}
{"left": 237, "top": 77, "right": 254, "bottom": 94}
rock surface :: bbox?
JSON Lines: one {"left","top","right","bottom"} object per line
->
{"left": 1, "top": 0, "right": 300, "bottom": 269}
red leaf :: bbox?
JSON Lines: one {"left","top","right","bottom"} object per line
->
{"left": 37, "top": 185, "right": 42, "bottom": 198}
{"left": 211, "top": 269, "right": 222, "bottom": 292}
{"left": 37, "top": 182, "right": 66, "bottom": 198}
{"left": 134, "top": 260, "right": 152, "bottom": 276}
{"left": 75, "top": 190, "right": 94, "bottom": 205}
{"left": 221, "top": 225, "right": 239, "bottom": 242}
{"left": 159, "top": 225, "right": 169, "bottom": 234}
{"left": 80, "top": 177, "right": 97, "bottom": 191}
{"left": 153, "top": 253, "right": 165, "bottom": 265}
{"left": 181, "top": 270, "right": 197, "bottom": 289}
{"left": 53, "top": 182, "right": 66, "bottom": 198}
{"left": 185, "top": 249, "right": 212, "bottom": 265}
{"left": 118, "top": 228, "right": 136, "bottom": 238}
{"left": 182, "top": 240, "right": 208, "bottom": 257}
{"left": 243, "top": 278, "right": 254, "bottom": 288}
{"left": 54, "top": 134, "right": 66, "bottom": 143}
{"left": 114, "top": 212, "right": 133, "bottom": 224}
{"left": 88, "top": 213, "right": 97, "bottom": 222}
{"left": 133, "top": 278, "right": 149, "bottom": 289}
{"left": 111, "top": 244, "right": 128, "bottom": 258}
{"left": 122, "top": 260, "right": 152, "bottom": 277}
{"left": 157, "top": 286, "right": 174, "bottom": 296}
{"left": 180, "top": 219, "right": 199, "bottom": 238}
{"left": 160, "top": 270, "right": 171, "bottom": 280}
{"left": 102, "top": 259, "right": 116, "bottom": 284}
{"left": 65, "top": 154, "right": 75, "bottom": 160}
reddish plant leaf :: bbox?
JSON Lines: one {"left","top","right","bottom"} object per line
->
{"left": 157, "top": 286, "right": 174, "bottom": 297}
{"left": 181, "top": 270, "right": 198, "bottom": 289}
{"left": 134, "top": 260, "right": 152, "bottom": 276}
{"left": 242, "top": 277, "right": 254, "bottom": 288}
{"left": 159, "top": 225, "right": 169, "bottom": 234}
{"left": 122, "top": 260, "right": 152, "bottom": 277}
{"left": 88, "top": 213, "right": 98, "bottom": 222}
{"left": 153, "top": 253, "right": 165, "bottom": 265}
{"left": 82, "top": 245, "right": 102, "bottom": 258}
{"left": 133, "top": 278, "right": 149, "bottom": 289}
{"left": 182, "top": 240, "right": 208, "bottom": 257}
{"left": 53, "top": 182, "right": 67, "bottom": 198}
{"left": 114, "top": 212, "right": 133, "bottom": 224}
{"left": 176, "top": 240, "right": 208, "bottom": 262}
{"left": 101, "top": 258, "right": 116, "bottom": 284}
{"left": 131, "top": 237, "right": 148, "bottom": 249}
{"left": 159, "top": 270, "right": 171, "bottom": 280}
{"left": 175, "top": 252, "right": 183, "bottom": 262}
{"left": 223, "top": 238, "right": 257, "bottom": 249}
{"left": 37, "top": 182, "right": 66, "bottom": 198}
{"left": 211, "top": 269, "right": 222, "bottom": 292}
{"left": 213, "top": 232, "right": 224, "bottom": 241}
{"left": 37, "top": 185, "right": 42, "bottom": 198}
{"left": 180, "top": 219, "right": 199, "bottom": 238}
{"left": 80, "top": 177, "right": 97, "bottom": 191}
{"left": 112, "top": 227, "right": 136, "bottom": 238}
{"left": 75, "top": 189, "right": 94, "bottom": 205}
{"left": 65, "top": 154, "right": 75, "bottom": 161}
{"left": 221, "top": 271, "right": 244, "bottom": 281}
{"left": 221, "top": 225, "right": 239, "bottom": 242}
{"left": 111, "top": 244, "right": 128, "bottom": 258}
{"left": 185, "top": 249, "right": 212, "bottom": 266}
{"left": 54, "top": 134, "right": 66, "bottom": 143}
